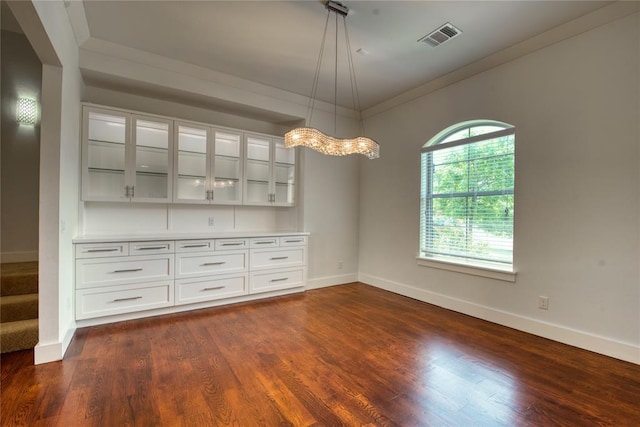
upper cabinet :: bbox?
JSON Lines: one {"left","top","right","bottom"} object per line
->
{"left": 173, "top": 123, "right": 243, "bottom": 204}
{"left": 81, "top": 104, "right": 295, "bottom": 206}
{"left": 82, "top": 106, "right": 173, "bottom": 203}
{"left": 244, "top": 134, "right": 295, "bottom": 207}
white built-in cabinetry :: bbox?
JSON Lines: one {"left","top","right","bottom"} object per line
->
{"left": 74, "top": 233, "right": 308, "bottom": 324}
{"left": 81, "top": 104, "right": 296, "bottom": 206}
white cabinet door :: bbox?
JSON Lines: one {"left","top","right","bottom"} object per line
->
{"left": 273, "top": 138, "right": 296, "bottom": 206}
{"left": 243, "top": 134, "right": 296, "bottom": 206}
{"left": 244, "top": 134, "right": 273, "bottom": 205}
{"left": 212, "top": 128, "right": 243, "bottom": 204}
{"left": 175, "top": 273, "right": 248, "bottom": 305}
{"left": 131, "top": 115, "right": 173, "bottom": 202}
{"left": 175, "top": 251, "right": 248, "bottom": 278}
{"left": 249, "top": 268, "right": 304, "bottom": 293}
{"left": 173, "top": 122, "right": 212, "bottom": 203}
{"left": 83, "top": 107, "right": 130, "bottom": 201}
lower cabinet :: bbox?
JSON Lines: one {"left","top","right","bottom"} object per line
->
{"left": 175, "top": 273, "right": 248, "bottom": 306}
{"left": 74, "top": 234, "right": 307, "bottom": 323}
{"left": 76, "top": 281, "right": 174, "bottom": 320}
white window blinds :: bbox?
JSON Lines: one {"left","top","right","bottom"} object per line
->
{"left": 420, "top": 124, "right": 515, "bottom": 267}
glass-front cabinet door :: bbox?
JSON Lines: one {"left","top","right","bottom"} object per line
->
{"left": 82, "top": 106, "right": 173, "bottom": 202}
{"left": 244, "top": 134, "right": 272, "bottom": 205}
{"left": 212, "top": 129, "right": 243, "bottom": 204}
{"left": 243, "top": 134, "right": 296, "bottom": 206}
{"left": 174, "top": 123, "right": 211, "bottom": 203}
{"left": 83, "top": 108, "right": 129, "bottom": 201}
{"left": 273, "top": 138, "right": 295, "bottom": 206}
{"left": 132, "top": 115, "right": 172, "bottom": 202}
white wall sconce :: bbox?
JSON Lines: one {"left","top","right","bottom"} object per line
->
{"left": 17, "top": 97, "right": 38, "bottom": 125}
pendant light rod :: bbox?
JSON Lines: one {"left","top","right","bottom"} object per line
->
{"left": 284, "top": 0, "right": 380, "bottom": 159}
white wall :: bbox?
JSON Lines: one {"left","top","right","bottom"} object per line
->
{"left": 10, "top": 0, "right": 83, "bottom": 363}
{"left": 359, "top": 13, "right": 640, "bottom": 363}
{"left": 0, "top": 29, "right": 41, "bottom": 263}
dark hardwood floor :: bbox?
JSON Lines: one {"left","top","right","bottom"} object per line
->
{"left": 2, "top": 283, "right": 639, "bottom": 426}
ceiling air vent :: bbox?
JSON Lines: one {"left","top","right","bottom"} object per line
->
{"left": 418, "top": 23, "right": 462, "bottom": 47}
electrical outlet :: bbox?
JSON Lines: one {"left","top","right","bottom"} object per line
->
{"left": 208, "top": 217, "right": 214, "bottom": 227}
{"left": 539, "top": 296, "right": 549, "bottom": 310}
{"left": 338, "top": 261, "right": 344, "bottom": 270}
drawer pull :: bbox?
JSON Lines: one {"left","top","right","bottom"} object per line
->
{"left": 270, "top": 256, "right": 289, "bottom": 260}
{"left": 202, "top": 286, "right": 226, "bottom": 291}
{"left": 202, "top": 262, "right": 226, "bottom": 266}
{"left": 285, "top": 239, "right": 303, "bottom": 243}
{"left": 86, "top": 248, "right": 120, "bottom": 253}
{"left": 221, "top": 242, "right": 244, "bottom": 246}
{"left": 136, "top": 246, "right": 167, "bottom": 251}
{"left": 182, "top": 244, "right": 208, "bottom": 248}
{"left": 112, "top": 268, "right": 143, "bottom": 273}
{"left": 270, "top": 277, "right": 288, "bottom": 282}
{"left": 255, "top": 241, "right": 274, "bottom": 245}
{"left": 113, "top": 296, "right": 143, "bottom": 302}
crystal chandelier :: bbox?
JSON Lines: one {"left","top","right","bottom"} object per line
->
{"left": 284, "top": 1, "right": 380, "bottom": 159}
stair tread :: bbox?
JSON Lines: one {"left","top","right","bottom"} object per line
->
{"left": 1, "top": 262, "right": 38, "bottom": 276}
{"left": 1, "top": 262, "right": 38, "bottom": 296}
{"left": 0, "top": 318, "right": 38, "bottom": 353}
{"left": 0, "top": 293, "right": 39, "bottom": 304}
{"left": 0, "top": 294, "right": 38, "bottom": 323}
{"left": 0, "top": 318, "right": 39, "bottom": 331}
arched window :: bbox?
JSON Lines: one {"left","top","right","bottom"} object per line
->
{"left": 420, "top": 120, "right": 515, "bottom": 273}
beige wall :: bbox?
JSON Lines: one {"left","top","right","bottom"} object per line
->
{"left": 1, "top": 29, "right": 41, "bottom": 262}
{"left": 358, "top": 13, "right": 640, "bottom": 362}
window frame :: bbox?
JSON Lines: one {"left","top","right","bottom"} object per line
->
{"left": 417, "top": 120, "right": 516, "bottom": 282}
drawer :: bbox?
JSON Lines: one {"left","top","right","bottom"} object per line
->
{"left": 249, "top": 237, "right": 279, "bottom": 248}
{"left": 76, "top": 242, "right": 128, "bottom": 259}
{"left": 76, "top": 255, "right": 173, "bottom": 289}
{"left": 76, "top": 281, "right": 173, "bottom": 320}
{"left": 279, "top": 236, "right": 308, "bottom": 247}
{"left": 250, "top": 268, "right": 304, "bottom": 294}
{"left": 176, "top": 240, "right": 215, "bottom": 252}
{"left": 215, "top": 238, "right": 248, "bottom": 251}
{"left": 175, "top": 251, "right": 247, "bottom": 278}
{"left": 250, "top": 248, "right": 305, "bottom": 270}
{"left": 175, "top": 273, "right": 248, "bottom": 305}
{"left": 129, "top": 241, "right": 174, "bottom": 255}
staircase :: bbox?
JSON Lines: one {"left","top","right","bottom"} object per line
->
{"left": 1, "top": 262, "right": 39, "bottom": 353}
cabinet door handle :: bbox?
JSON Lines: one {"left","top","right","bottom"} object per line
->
{"left": 136, "top": 246, "right": 167, "bottom": 251}
{"left": 255, "top": 241, "right": 274, "bottom": 245}
{"left": 270, "top": 256, "right": 289, "bottom": 260}
{"left": 124, "top": 185, "right": 130, "bottom": 198}
{"left": 202, "top": 286, "right": 225, "bottom": 291}
{"left": 269, "top": 277, "right": 288, "bottom": 282}
{"left": 202, "top": 262, "right": 226, "bottom": 266}
{"left": 284, "top": 239, "right": 303, "bottom": 243}
{"left": 86, "top": 248, "right": 119, "bottom": 253}
{"left": 112, "top": 268, "right": 143, "bottom": 273}
{"left": 182, "top": 244, "right": 208, "bottom": 248}
{"left": 131, "top": 186, "right": 135, "bottom": 198}
{"left": 221, "top": 242, "right": 243, "bottom": 246}
{"left": 113, "top": 296, "right": 143, "bottom": 302}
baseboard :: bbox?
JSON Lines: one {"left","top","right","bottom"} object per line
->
{"left": 307, "top": 273, "right": 358, "bottom": 290}
{"left": 359, "top": 273, "right": 640, "bottom": 365}
{"left": 1, "top": 251, "right": 38, "bottom": 263}
{"left": 34, "top": 326, "right": 76, "bottom": 365}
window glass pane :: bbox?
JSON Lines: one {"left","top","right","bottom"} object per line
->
{"left": 421, "top": 121, "right": 515, "bottom": 268}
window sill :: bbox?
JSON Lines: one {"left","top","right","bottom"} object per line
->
{"left": 416, "top": 256, "right": 516, "bottom": 282}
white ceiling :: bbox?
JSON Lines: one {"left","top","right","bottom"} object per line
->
{"left": 80, "top": 0, "right": 610, "bottom": 110}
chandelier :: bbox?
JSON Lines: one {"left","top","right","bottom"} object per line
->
{"left": 284, "top": 1, "right": 380, "bottom": 159}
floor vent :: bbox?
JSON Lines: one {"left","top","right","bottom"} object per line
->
{"left": 418, "top": 23, "right": 462, "bottom": 47}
